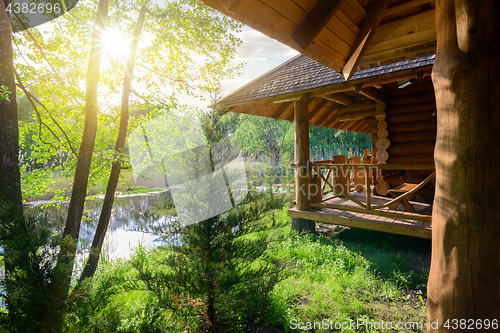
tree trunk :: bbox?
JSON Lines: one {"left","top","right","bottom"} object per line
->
{"left": 0, "top": 0, "right": 24, "bottom": 325}
{"left": 428, "top": 0, "right": 500, "bottom": 330}
{"left": 42, "top": 1, "right": 109, "bottom": 331}
{"left": 79, "top": 5, "right": 147, "bottom": 283}
{"left": 0, "top": 0, "right": 22, "bottom": 214}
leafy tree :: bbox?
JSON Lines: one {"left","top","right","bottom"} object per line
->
{"left": 1, "top": 0, "right": 244, "bottom": 330}
{"left": 233, "top": 115, "right": 294, "bottom": 167}
{"left": 131, "top": 191, "right": 289, "bottom": 332}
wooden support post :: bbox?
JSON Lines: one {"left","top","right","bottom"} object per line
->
{"left": 365, "top": 167, "right": 372, "bottom": 210}
{"left": 292, "top": 98, "right": 315, "bottom": 233}
{"left": 310, "top": 172, "right": 322, "bottom": 203}
{"left": 427, "top": 0, "right": 500, "bottom": 327}
{"left": 294, "top": 98, "right": 310, "bottom": 211}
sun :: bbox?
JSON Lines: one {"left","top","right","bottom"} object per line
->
{"left": 102, "top": 29, "right": 130, "bottom": 60}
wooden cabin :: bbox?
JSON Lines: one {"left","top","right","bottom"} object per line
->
{"left": 201, "top": 0, "right": 500, "bottom": 323}
{"left": 218, "top": 54, "right": 436, "bottom": 239}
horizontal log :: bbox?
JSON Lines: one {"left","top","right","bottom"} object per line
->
{"left": 322, "top": 93, "right": 353, "bottom": 105}
{"left": 338, "top": 109, "right": 378, "bottom": 121}
{"left": 388, "top": 121, "right": 437, "bottom": 133}
{"left": 390, "top": 129, "right": 437, "bottom": 143}
{"left": 359, "top": 86, "right": 387, "bottom": 102}
{"left": 387, "top": 111, "right": 434, "bottom": 124}
{"left": 338, "top": 100, "right": 376, "bottom": 113}
{"left": 377, "top": 129, "right": 389, "bottom": 138}
{"left": 386, "top": 101, "right": 436, "bottom": 115}
{"left": 388, "top": 91, "right": 435, "bottom": 106}
{"left": 377, "top": 121, "right": 387, "bottom": 130}
{"left": 375, "top": 112, "right": 386, "bottom": 121}
{"left": 309, "top": 163, "right": 435, "bottom": 170}
{"left": 405, "top": 170, "right": 435, "bottom": 178}
{"left": 375, "top": 101, "right": 387, "bottom": 111}
{"left": 387, "top": 154, "right": 435, "bottom": 164}
{"left": 390, "top": 82, "right": 434, "bottom": 96}
{"left": 364, "top": 116, "right": 379, "bottom": 127}
{"left": 387, "top": 141, "right": 435, "bottom": 156}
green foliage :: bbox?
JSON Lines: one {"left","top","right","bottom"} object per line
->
{"left": 67, "top": 192, "right": 290, "bottom": 332}
{"left": 0, "top": 214, "right": 60, "bottom": 332}
{"left": 0, "top": 85, "right": 11, "bottom": 102}
{"left": 14, "top": 0, "right": 244, "bottom": 201}
{"left": 131, "top": 191, "right": 290, "bottom": 332}
{"left": 233, "top": 115, "right": 294, "bottom": 167}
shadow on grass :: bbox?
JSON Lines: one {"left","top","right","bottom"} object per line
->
{"left": 317, "top": 224, "right": 431, "bottom": 291}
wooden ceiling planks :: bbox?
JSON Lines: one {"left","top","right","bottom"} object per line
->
{"left": 201, "top": 0, "right": 437, "bottom": 74}
{"left": 369, "top": 9, "right": 436, "bottom": 46}
{"left": 291, "top": 0, "right": 347, "bottom": 50}
{"left": 307, "top": 98, "right": 329, "bottom": 119}
{"left": 272, "top": 101, "right": 293, "bottom": 120}
{"left": 220, "top": 0, "right": 242, "bottom": 12}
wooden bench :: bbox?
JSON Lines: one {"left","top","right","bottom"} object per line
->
{"left": 381, "top": 170, "right": 427, "bottom": 212}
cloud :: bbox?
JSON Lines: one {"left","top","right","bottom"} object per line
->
{"left": 235, "top": 27, "right": 299, "bottom": 61}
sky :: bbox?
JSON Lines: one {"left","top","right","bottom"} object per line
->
{"left": 177, "top": 26, "right": 299, "bottom": 109}
{"left": 220, "top": 26, "right": 299, "bottom": 99}
{"left": 98, "top": 25, "right": 299, "bottom": 109}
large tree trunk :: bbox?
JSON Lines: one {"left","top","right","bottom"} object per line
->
{"left": 428, "top": 0, "right": 500, "bottom": 330}
{"left": 79, "top": 5, "right": 147, "bottom": 283}
{"left": 0, "top": 1, "right": 22, "bottom": 214}
{"left": 42, "top": 1, "right": 109, "bottom": 331}
{"left": 0, "top": 0, "right": 24, "bottom": 325}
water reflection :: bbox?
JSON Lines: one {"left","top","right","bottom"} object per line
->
{"left": 24, "top": 191, "right": 176, "bottom": 258}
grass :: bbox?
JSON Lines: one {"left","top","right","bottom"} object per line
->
{"left": 65, "top": 206, "right": 430, "bottom": 332}
{"left": 261, "top": 210, "right": 430, "bottom": 332}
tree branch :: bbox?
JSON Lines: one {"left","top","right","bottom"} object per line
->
{"left": 14, "top": 69, "right": 79, "bottom": 157}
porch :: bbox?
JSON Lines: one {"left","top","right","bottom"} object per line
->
{"left": 290, "top": 162, "right": 434, "bottom": 239}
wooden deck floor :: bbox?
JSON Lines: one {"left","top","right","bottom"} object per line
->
{"left": 289, "top": 193, "right": 432, "bottom": 239}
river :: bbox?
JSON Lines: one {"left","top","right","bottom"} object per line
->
{"left": 24, "top": 191, "right": 175, "bottom": 259}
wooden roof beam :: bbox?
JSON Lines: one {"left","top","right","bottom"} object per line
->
{"left": 385, "top": 0, "right": 432, "bottom": 16}
{"left": 316, "top": 105, "right": 339, "bottom": 127}
{"left": 351, "top": 120, "right": 367, "bottom": 132}
{"left": 325, "top": 116, "right": 342, "bottom": 129}
{"left": 272, "top": 101, "right": 293, "bottom": 121}
{"left": 291, "top": 0, "right": 346, "bottom": 50}
{"left": 359, "top": 86, "right": 387, "bottom": 102}
{"left": 219, "top": 0, "right": 242, "bottom": 13}
{"left": 308, "top": 98, "right": 329, "bottom": 119}
{"left": 342, "top": 0, "right": 391, "bottom": 81}
{"left": 321, "top": 92, "right": 353, "bottom": 105}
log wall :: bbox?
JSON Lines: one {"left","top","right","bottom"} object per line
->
{"left": 384, "top": 81, "right": 436, "bottom": 187}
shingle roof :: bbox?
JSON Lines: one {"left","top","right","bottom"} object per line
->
{"left": 221, "top": 54, "right": 435, "bottom": 105}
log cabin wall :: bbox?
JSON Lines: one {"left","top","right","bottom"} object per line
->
{"left": 366, "top": 79, "right": 436, "bottom": 197}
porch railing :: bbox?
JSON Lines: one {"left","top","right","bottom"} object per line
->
{"left": 307, "top": 163, "right": 436, "bottom": 223}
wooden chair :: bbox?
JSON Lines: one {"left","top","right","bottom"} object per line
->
{"left": 380, "top": 170, "right": 428, "bottom": 212}
{"left": 349, "top": 156, "right": 365, "bottom": 193}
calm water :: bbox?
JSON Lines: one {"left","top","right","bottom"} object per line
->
{"left": 24, "top": 191, "right": 175, "bottom": 258}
